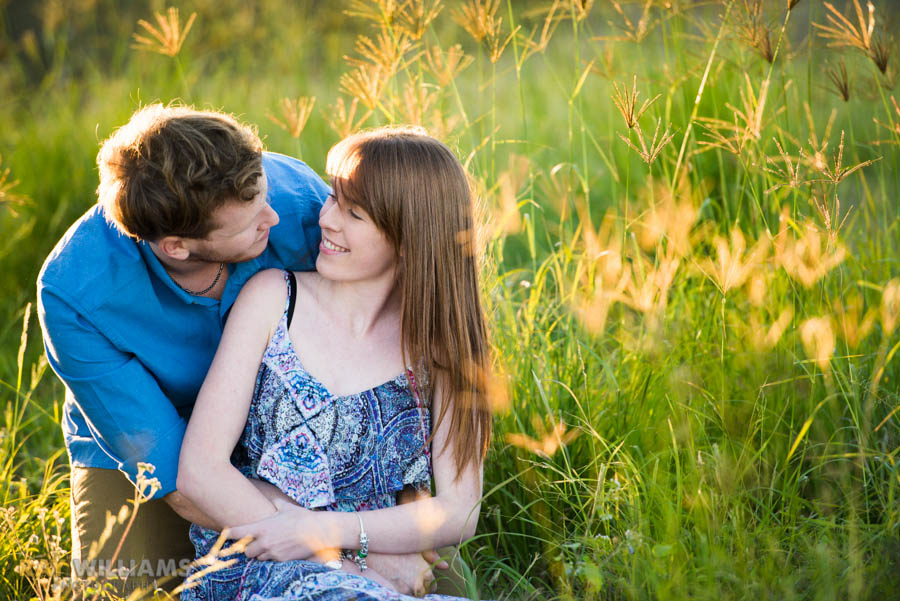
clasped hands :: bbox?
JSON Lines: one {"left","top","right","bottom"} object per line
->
{"left": 228, "top": 498, "right": 449, "bottom": 596}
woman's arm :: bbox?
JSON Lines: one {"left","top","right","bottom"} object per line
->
{"left": 230, "top": 381, "right": 484, "bottom": 560}
{"left": 176, "top": 269, "right": 288, "bottom": 529}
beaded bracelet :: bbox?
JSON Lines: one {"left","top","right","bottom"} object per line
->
{"left": 336, "top": 513, "right": 368, "bottom": 571}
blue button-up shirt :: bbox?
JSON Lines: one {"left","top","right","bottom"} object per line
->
{"left": 37, "top": 152, "right": 329, "bottom": 496}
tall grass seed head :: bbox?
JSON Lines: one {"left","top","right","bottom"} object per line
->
{"left": 881, "top": 278, "right": 900, "bottom": 335}
{"left": 132, "top": 7, "right": 197, "bottom": 58}
{"left": 800, "top": 316, "right": 836, "bottom": 372}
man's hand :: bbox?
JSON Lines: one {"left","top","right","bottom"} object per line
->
{"left": 366, "top": 551, "right": 440, "bottom": 597}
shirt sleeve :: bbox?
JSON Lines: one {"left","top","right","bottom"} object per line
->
{"left": 38, "top": 284, "right": 186, "bottom": 497}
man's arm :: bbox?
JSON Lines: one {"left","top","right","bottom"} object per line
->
{"left": 38, "top": 285, "right": 219, "bottom": 528}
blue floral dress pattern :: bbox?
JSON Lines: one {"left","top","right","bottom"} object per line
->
{"left": 181, "top": 272, "right": 468, "bottom": 601}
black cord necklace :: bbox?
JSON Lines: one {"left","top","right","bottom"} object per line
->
{"left": 174, "top": 262, "right": 225, "bottom": 296}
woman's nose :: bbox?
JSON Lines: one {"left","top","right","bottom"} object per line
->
{"left": 319, "top": 197, "right": 340, "bottom": 231}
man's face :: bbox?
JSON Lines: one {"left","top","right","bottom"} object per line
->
{"left": 186, "top": 171, "right": 279, "bottom": 263}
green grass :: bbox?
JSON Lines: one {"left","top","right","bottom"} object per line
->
{"left": 2, "top": 1, "right": 900, "bottom": 599}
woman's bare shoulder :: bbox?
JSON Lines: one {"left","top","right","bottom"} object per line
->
{"left": 241, "top": 268, "right": 290, "bottom": 300}
{"left": 291, "top": 271, "right": 323, "bottom": 299}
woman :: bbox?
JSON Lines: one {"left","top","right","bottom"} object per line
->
{"left": 177, "top": 126, "right": 493, "bottom": 600}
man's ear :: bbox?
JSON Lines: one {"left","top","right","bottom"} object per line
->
{"left": 155, "top": 236, "right": 191, "bottom": 261}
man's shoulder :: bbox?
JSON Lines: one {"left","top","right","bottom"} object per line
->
{"left": 38, "top": 204, "right": 142, "bottom": 306}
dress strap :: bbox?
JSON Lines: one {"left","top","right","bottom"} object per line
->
{"left": 287, "top": 271, "right": 298, "bottom": 329}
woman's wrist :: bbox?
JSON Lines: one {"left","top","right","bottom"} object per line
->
{"left": 330, "top": 510, "right": 362, "bottom": 550}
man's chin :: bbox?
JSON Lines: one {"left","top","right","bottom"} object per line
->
{"left": 189, "top": 243, "right": 268, "bottom": 265}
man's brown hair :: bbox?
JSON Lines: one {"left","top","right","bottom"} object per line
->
{"left": 97, "top": 104, "right": 264, "bottom": 241}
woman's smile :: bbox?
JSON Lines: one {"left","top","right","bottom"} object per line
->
{"left": 320, "top": 236, "right": 350, "bottom": 254}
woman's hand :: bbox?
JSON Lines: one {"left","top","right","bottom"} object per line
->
{"left": 229, "top": 498, "right": 332, "bottom": 561}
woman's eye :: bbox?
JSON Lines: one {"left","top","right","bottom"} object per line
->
{"left": 349, "top": 209, "right": 363, "bottom": 220}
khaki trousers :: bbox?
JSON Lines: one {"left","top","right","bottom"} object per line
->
{"left": 70, "top": 466, "right": 195, "bottom": 597}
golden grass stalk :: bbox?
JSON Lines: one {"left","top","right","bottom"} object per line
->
{"left": 132, "top": 6, "right": 197, "bottom": 57}
{"left": 747, "top": 272, "right": 767, "bottom": 306}
{"left": 573, "top": 0, "right": 595, "bottom": 23}
{"left": 812, "top": 194, "right": 851, "bottom": 245}
{"left": 612, "top": 75, "right": 661, "bottom": 129}
{"left": 339, "top": 63, "right": 389, "bottom": 111}
{"left": 814, "top": 130, "right": 881, "bottom": 185}
{"left": 452, "top": 0, "right": 498, "bottom": 42}
{"left": 452, "top": 0, "right": 519, "bottom": 63}
{"left": 613, "top": 250, "right": 680, "bottom": 318}
{"left": 815, "top": 0, "right": 875, "bottom": 52}
{"left": 729, "top": 74, "right": 774, "bottom": 145}
{"left": 350, "top": 31, "right": 415, "bottom": 75}
{"left": 423, "top": 44, "right": 474, "bottom": 88}
{"left": 632, "top": 179, "right": 700, "bottom": 258}
{"left": 0, "top": 155, "right": 25, "bottom": 212}
{"left": 800, "top": 316, "right": 836, "bottom": 372}
{"left": 697, "top": 74, "right": 779, "bottom": 157}
{"left": 881, "top": 278, "right": 900, "bottom": 336}
{"left": 267, "top": 96, "right": 316, "bottom": 139}
{"left": 344, "top": 0, "right": 402, "bottom": 24}
{"left": 764, "top": 138, "right": 808, "bottom": 193}
{"left": 602, "top": 0, "right": 655, "bottom": 43}
{"left": 774, "top": 209, "right": 847, "bottom": 288}
{"left": 867, "top": 278, "right": 900, "bottom": 408}
{"left": 489, "top": 154, "right": 530, "bottom": 236}
{"left": 872, "top": 95, "right": 900, "bottom": 145}
{"left": 573, "top": 214, "right": 628, "bottom": 334}
{"left": 517, "top": 0, "right": 562, "bottom": 66}
{"left": 505, "top": 415, "right": 580, "bottom": 458}
{"left": 814, "top": 0, "right": 891, "bottom": 73}
{"left": 750, "top": 307, "right": 794, "bottom": 351}
{"left": 397, "top": 0, "right": 444, "bottom": 40}
{"left": 802, "top": 103, "right": 837, "bottom": 172}
{"left": 696, "top": 228, "right": 770, "bottom": 295}
{"left": 323, "top": 97, "right": 372, "bottom": 138}
{"left": 580, "top": 213, "right": 625, "bottom": 285}
{"left": 618, "top": 117, "right": 675, "bottom": 165}
{"left": 833, "top": 294, "right": 876, "bottom": 349}
{"left": 395, "top": 79, "right": 439, "bottom": 128}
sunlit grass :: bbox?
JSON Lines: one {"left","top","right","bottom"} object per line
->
{"left": 1, "top": 1, "right": 899, "bottom": 599}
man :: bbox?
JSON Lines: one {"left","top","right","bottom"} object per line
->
{"left": 37, "top": 104, "right": 450, "bottom": 596}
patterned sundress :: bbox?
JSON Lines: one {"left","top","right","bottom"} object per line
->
{"left": 181, "top": 271, "right": 470, "bottom": 601}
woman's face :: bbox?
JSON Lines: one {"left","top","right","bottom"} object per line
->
{"left": 316, "top": 181, "right": 397, "bottom": 283}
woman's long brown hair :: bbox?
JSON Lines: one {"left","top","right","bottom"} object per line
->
{"left": 326, "top": 126, "right": 492, "bottom": 479}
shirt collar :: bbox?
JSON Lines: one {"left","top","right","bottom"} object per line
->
{"left": 138, "top": 240, "right": 221, "bottom": 307}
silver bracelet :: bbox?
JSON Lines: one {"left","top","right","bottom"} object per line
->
{"left": 352, "top": 513, "right": 368, "bottom": 571}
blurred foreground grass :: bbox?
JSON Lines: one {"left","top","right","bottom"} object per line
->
{"left": 1, "top": 1, "right": 900, "bottom": 599}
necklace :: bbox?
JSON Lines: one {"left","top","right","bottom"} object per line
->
{"left": 174, "top": 262, "right": 225, "bottom": 296}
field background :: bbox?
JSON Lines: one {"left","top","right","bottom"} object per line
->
{"left": 1, "top": 0, "right": 900, "bottom": 599}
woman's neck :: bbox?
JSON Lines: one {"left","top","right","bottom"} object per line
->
{"left": 314, "top": 271, "right": 400, "bottom": 339}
